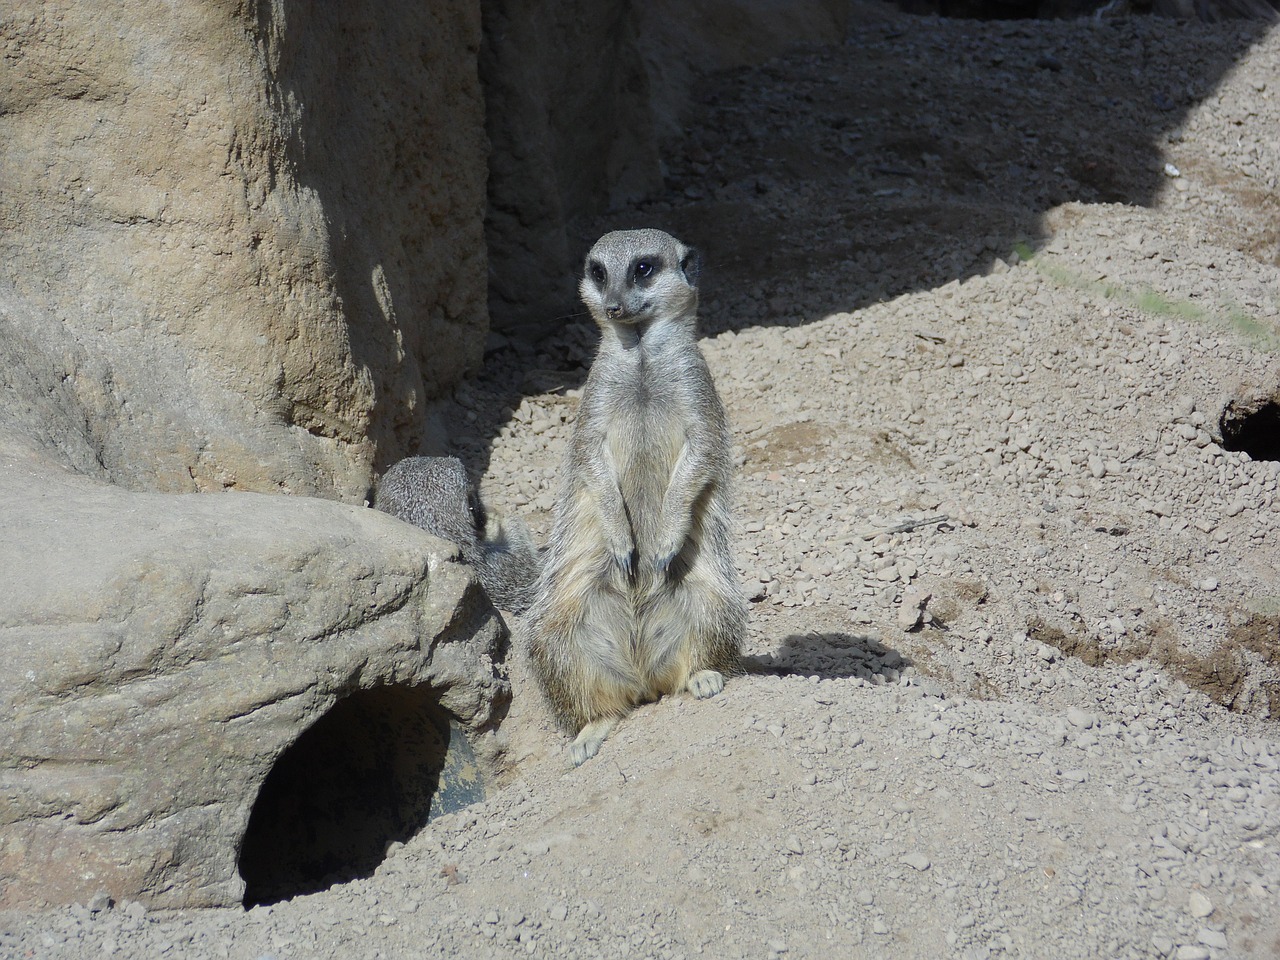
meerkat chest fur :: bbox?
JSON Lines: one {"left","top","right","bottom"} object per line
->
{"left": 592, "top": 329, "right": 708, "bottom": 532}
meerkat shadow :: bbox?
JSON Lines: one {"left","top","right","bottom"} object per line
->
{"left": 743, "top": 631, "right": 914, "bottom": 685}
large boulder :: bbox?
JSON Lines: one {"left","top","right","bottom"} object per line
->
{"left": 0, "top": 447, "right": 508, "bottom": 910}
{"left": 0, "top": 1, "right": 489, "bottom": 496}
{"left": 479, "top": 0, "right": 850, "bottom": 339}
{"left": 479, "top": 0, "right": 664, "bottom": 338}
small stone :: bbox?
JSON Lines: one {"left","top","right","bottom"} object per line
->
{"left": 901, "top": 852, "right": 931, "bottom": 871}
{"left": 898, "top": 585, "right": 931, "bottom": 632}
{"left": 1066, "top": 707, "right": 1094, "bottom": 729}
{"left": 1174, "top": 946, "right": 1210, "bottom": 960}
{"left": 785, "top": 836, "right": 804, "bottom": 855}
{"left": 872, "top": 919, "right": 890, "bottom": 935}
{"left": 87, "top": 892, "right": 113, "bottom": 915}
{"left": 1187, "top": 891, "right": 1213, "bottom": 918}
{"left": 1197, "top": 928, "right": 1228, "bottom": 949}
{"left": 123, "top": 901, "right": 147, "bottom": 921}
{"left": 970, "top": 772, "right": 995, "bottom": 788}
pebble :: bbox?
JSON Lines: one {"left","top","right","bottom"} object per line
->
{"left": 1197, "top": 928, "right": 1228, "bottom": 949}
{"left": 1066, "top": 708, "right": 1094, "bottom": 729}
{"left": 901, "top": 852, "right": 931, "bottom": 871}
{"left": 1187, "top": 891, "right": 1214, "bottom": 918}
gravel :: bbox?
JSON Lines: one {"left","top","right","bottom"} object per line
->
{"left": 5, "top": 7, "right": 1280, "bottom": 960}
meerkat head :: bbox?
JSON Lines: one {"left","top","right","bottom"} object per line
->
{"left": 579, "top": 228, "right": 701, "bottom": 329}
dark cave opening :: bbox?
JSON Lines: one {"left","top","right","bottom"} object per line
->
{"left": 237, "top": 685, "right": 481, "bottom": 907}
{"left": 1220, "top": 394, "right": 1280, "bottom": 463}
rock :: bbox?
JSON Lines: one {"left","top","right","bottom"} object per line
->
{"left": 0, "top": 452, "right": 507, "bottom": 910}
{"left": 898, "top": 586, "right": 932, "bottom": 631}
{"left": 901, "top": 852, "right": 931, "bottom": 871}
{"left": 0, "top": 2, "right": 488, "bottom": 496}
{"left": 480, "top": 0, "right": 850, "bottom": 338}
{"left": 1187, "top": 891, "right": 1214, "bottom": 918}
{"left": 480, "top": 0, "right": 662, "bottom": 337}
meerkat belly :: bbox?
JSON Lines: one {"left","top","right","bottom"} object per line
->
{"left": 606, "top": 403, "right": 685, "bottom": 551}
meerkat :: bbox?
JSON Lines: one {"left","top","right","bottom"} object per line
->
{"left": 376, "top": 456, "right": 542, "bottom": 614}
{"left": 525, "top": 228, "right": 746, "bottom": 766}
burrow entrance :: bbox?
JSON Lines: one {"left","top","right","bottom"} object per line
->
{"left": 1220, "top": 386, "right": 1280, "bottom": 462}
{"left": 237, "top": 685, "right": 484, "bottom": 907}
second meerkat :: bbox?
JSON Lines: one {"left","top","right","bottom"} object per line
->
{"left": 526, "top": 228, "right": 746, "bottom": 766}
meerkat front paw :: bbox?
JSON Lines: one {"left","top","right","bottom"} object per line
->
{"left": 686, "top": 670, "right": 725, "bottom": 699}
{"left": 652, "top": 527, "right": 688, "bottom": 574}
{"left": 605, "top": 530, "right": 636, "bottom": 576}
{"left": 568, "top": 718, "right": 618, "bottom": 767}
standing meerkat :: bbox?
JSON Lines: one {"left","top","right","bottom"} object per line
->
{"left": 526, "top": 228, "right": 746, "bottom": 766}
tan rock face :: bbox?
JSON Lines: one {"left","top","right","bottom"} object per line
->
{"left": 0, "top": 450, "right": 508, "bottom": 909}
{"left": 0, "top": 2, "right": 488, "bottom": 497}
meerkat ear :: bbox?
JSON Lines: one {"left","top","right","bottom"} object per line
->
{"left": 680, "top": 247, "right": 702, "bottom": 289}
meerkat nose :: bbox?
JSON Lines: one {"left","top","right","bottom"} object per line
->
{"left": 605, "top": 304, "right": 623, "bottom": 319}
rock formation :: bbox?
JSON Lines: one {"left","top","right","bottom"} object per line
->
{"left": 0, "top": 0, "right": 499, "bottom": 910}
{"left": 0, "top": 1, "right": 489, "bottom": 496}
{"left": 0, "top": 448, "right": 507, "bottom": 909}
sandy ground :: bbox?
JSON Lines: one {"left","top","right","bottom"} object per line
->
{"left": 5, "top": 6, "right": 1280, "bottom": 960}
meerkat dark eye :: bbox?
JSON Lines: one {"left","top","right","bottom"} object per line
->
{"left": 634, "top": 259, "right": 657, "bottom": 283}
{"left": 588, "top": 261, "right": 606, "bottom": 285}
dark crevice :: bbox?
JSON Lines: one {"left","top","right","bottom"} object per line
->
{"left": 238, "top": 685, "right": 482, "bottom": 907}
{"left": 1220, "top": 394, "right": 1280, "bottom": 462}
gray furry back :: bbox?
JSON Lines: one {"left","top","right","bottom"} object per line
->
{"left": 376, "top": 456, "right": 542, "bottom": 614}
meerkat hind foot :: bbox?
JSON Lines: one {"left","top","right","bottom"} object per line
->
{"left": 568, "top": 718, "right": 619, "bottom": 767}
{"left": 687, "top": 670, "right": 725, "bottom": 700}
